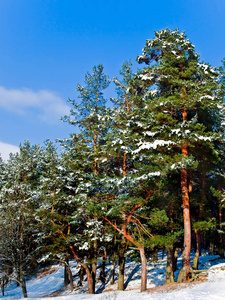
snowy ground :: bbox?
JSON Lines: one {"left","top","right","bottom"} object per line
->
{"left": 1, "top": 252, "right": 225, "bottom": 300}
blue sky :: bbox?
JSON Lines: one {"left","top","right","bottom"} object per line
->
{"left": 0, "top": 0, "right": 224, "bottom": 159}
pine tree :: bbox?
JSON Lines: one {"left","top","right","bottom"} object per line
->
{"left": 137, "top": 28, "right": 224, "bottom": 281}
{"left": 34, "top": 140, "right": 75, "bottom": 291}
{"left": 91, "top": 61, "right": 162, "bottom": 292}
{"left": 61, "top": 65, "right": 111, "bottom": 294}
{"left": 0, "top": 141, "right": 42, "bottom": 298}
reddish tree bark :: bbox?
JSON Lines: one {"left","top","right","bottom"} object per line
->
{"left": 69, "top": 244, "right": 94, "bottom": 294}
{"left": 178, "top": 109, "right": 191, "bottom": 282}
{"left": 103, "top": 188, "right": 155, "bottom": 292}
{"left": 139, "top": 246, "right": 147, "bottom": 292}
{"left": 56, "top": 228, "right": 94, "bottom": 294}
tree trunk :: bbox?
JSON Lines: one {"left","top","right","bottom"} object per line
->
{"left": 1, "top": 282, "right": 4, "bottom": 297}
{"left": 110, "top": 257, "right": 116, "bottom": 285}
{"left": 84, "top": 265, "right": 94, "bottom": 294}
{"left": 64, "top": 259, "right": 69, "bottom": 287}
{"left": 90, "top": 238, "right": 98, "bottom": 293}
{"left": 18, "top": 259, "right": 27, "bottom": 298}
{"left": 209, "top": 241, "right": 214, "bottom": 255}
{"left": 165, "top": 249, "right": 175, "bottom": 284}
{"left": 69, "top": 245, "right": 94, "bottom": 294}
{"left": 139, "top": 246, "right": 147, "bottom": 292}
{"left": 173, "top": 248, "right": 179, "bottom": 273}
{"left": 110, "top": 236, "right": 117, "bottom": 285}
{"left": 178, "top": 165, "right": 191, "bottom": 282}
{"left": 0, "top": 276, "right": 6, "bottom": 296}
{"left": 20, "top": 276, "right": 28, "bottom": 298}
{"left": 66, "top": 261, "right": 74, "bottom": 292}
{"left": 88, "top": 272, "right": 95, "bottom": 294}
{"left": 78, "top": 265, "right": 84, "bottom": 286}
{"left": 178, "top": 107, "right": 192, "bottom": 282}
{"left": 91, "top": 263, "right": 97, "bottom": 294}
{"left": 178, "top": 111, "right": 191, "bottom": 282}
{"left": 117, "top": 252, "right": 125, "bottom": 290}
{"left": 192, "top": 229, "right": 201, "bottom": 270}
{"left": 100, "top": 248, "right": 107, "bottom": 283}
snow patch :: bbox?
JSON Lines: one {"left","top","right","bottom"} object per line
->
{"left": 208, "top": 263, "right": 225, "bottom": 281}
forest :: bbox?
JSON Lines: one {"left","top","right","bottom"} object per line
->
{"left": 0, "top": 28, "right": 225, "bottom": 298}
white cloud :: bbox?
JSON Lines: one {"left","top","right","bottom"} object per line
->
{"left": 0, "top": 86, "right": 70, "bottom": 123}
{"left": 0, "top": 142, "right": 19, "bottom": 161}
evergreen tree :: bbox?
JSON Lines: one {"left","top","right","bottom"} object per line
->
{"left": 61, "top": 64, "right": 111, "bottom": 294}
{"left": 0, "top": 142, "right": 42, "bottom": 298}
{"left": 137, "top": 28, "right": 224, "bottom": 281}
{"left": 35, "top": 140, "right": 76, "bottom": 292}
{"left": 92, "top": 61, "right": 161, "bottom": 292}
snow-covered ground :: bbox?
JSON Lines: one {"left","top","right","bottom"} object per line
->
{"left": 1, "top": 253, "right": 225, "bottom": 300}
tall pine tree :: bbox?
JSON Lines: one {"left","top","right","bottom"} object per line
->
{"left": 137, "top": 28, "right": 224, "bottom": 281}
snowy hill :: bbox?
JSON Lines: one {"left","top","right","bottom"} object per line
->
{"left": 1, "top": 253, "right": 225, "bottom": 300}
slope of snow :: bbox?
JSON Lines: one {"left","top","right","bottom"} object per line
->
{"left": 1, "top": 253, "right": 225, "bottom": 300}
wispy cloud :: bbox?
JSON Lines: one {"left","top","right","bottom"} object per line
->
{"left": 0, "top": 86, "right": 70, "bottom": 123}
{"left": 0, "top": 142, "right": 19, "bottom": 161}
